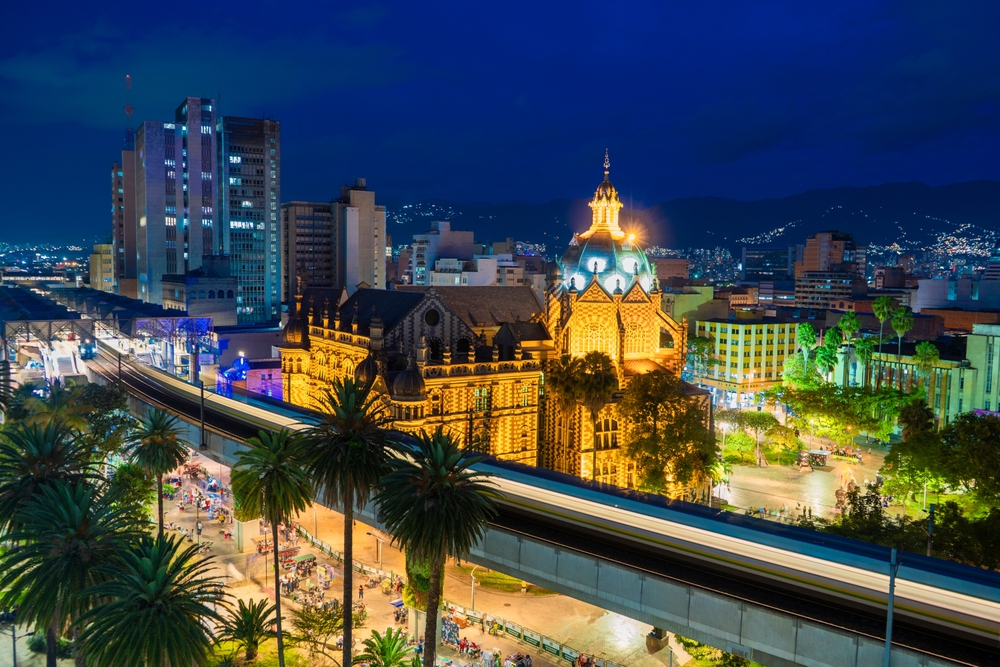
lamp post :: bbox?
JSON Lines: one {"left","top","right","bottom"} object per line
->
{"left": 366, "top": 532, "right": 384, "bottom": 571}
{"left": 470, "top": 564, "right": 481, "bottom": 611}
{"left": 199, "top": 380, "right": 206, "bottom": 450}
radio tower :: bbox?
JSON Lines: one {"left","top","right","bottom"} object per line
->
{"left": 124, "top": 74, "right": 135, "bottom": 150}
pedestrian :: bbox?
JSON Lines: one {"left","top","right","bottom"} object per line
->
{"left": 358, "top": 584, "right": 364, "bottom": 600}
{"left": 196, "top": 521, "right": 203, "bottom": 537}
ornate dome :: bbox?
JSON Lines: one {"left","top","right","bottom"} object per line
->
{"left": 559, "top": 152, "right": 655, "bottom": 294}
{"left": 354, "top": 353, "right": 380, "bottom": 388}
{"left": 391, "top": 356, "right": 426, "bottom": 401}
{"left": 280, "top": 296, "right": 310, "bottom": 349}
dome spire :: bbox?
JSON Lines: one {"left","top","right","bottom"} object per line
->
{"left": 604, "top": 148, "right": 610, "bottom": 180}
{"left": 582, "top": 149, "right": 624, "bottom": 240}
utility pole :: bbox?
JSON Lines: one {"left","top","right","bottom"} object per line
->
{"left": 470, "top": 564, "right": 481, "bottom": 611}
{"left": 199, "top": 380, "right": 206, "bottom": 450}
{"left": 927, "top": 504, "right": 935, "bottom": 558}
{"left": 883, "top": 548, "right": 900, "bottom": 667}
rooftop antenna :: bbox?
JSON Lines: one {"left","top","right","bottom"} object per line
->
{"left": 124, "top": 74, "right": 134, "bottom": 150}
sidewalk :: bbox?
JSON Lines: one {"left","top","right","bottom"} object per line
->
{"left": 293, "top": 503, "right": 684, "bottom": 667}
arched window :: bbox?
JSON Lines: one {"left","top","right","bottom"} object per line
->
{"left": 198, "top": 290, "right": 206, "bottom": 298}
{"left": 625, "top": 324, "right": 644, "bottom": 355}
{"left": 218, "top": 291, "right": 225, "bottom": 299}
{"left": 227, "top": 290, "right": 234, "bottom": 298}
{"left": 455, "top": 338, "right": 472, "bottom": 360}
{"left": 659, "top": 329, "right": 675, "bottom": 349}
{"left": 208, "top": 290, "right": 215, "bottom": 299}
{"left": 428, "top": 338, "right": 442, "bottom": 361}
{"left": 581, "top": 323, "right": 613, "bottom": 358}
{"left": 595, "top": 418, "right": 619, "bottom": 450}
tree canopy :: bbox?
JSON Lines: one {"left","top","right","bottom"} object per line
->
{"left": 616, "top": 371, "right": 714, "bottom": 494}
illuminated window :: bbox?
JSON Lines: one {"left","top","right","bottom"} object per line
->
{"left": 229, "top": 156, "right": 242, "bottom": 164}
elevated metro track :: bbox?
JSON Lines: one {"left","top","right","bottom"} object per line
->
{"left": 87, "top": 349, "right": 1000, "bottom": 666}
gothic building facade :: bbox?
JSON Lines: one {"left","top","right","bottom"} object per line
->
{"left": 278, "top": 154, "right": 690, "bottom": 488}
{"left": 541, "top": 153, "right": 687, "bottom": 484}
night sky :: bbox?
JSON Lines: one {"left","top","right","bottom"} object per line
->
{"left": 2, "top": 1, "right": 999, "bottom": 243}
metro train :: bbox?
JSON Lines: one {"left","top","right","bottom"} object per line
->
{"left": 95, "top": 344, "right": 1000, "bottom": 654}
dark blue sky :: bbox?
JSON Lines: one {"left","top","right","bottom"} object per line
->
{"left": 2, "top": 0, "right": 999, "bottom": 243}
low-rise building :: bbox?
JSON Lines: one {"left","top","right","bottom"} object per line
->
{"left": 89, "top": 244, "right": 115, "bottom": 293}
{"left": 690, "top": 314, "right": 799, "bottom": 406}
{"left": 161, "top": 256, "right": 238, "bottom": 326}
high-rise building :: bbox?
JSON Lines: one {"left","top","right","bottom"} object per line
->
{"left": 134, "top": 97, "right": 218, "bottom": 304}
{"left": 111, "top": 157, "right": 137, "bottom": 297}
{"left": 280, "top": 201, "right": 334, "bottom": 302}
{"left": 333, "top": 179, "right": 387, "bottom": 293}
{"left": 793, "top": 231, "right": 867, "bottom": 307}
{"left": 217, "top": 117, "right": 281, "bottom": 322}
{"left": 89, "top": 244, "right": 115, "bottom": 293}
{"left": 741, "top": 246, "right": 796, "bottom": 281}
{"left": 409, "top": 221, "right": 475, "bottom": 286}
{"left": 794, "top": 231, "right": 866, "bottom": 278}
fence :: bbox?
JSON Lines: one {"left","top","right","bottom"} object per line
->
{"left": 293, "top": 524, "right": 670, "bottom": 666}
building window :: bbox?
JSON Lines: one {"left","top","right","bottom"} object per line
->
{"left": 474, "top": 387, "right": 491, "bottom": 412}
{"left": 595, "top": 418, "right": 619, "bottom": 450}
{"left": 424, "top": 308, "right": 440, "bottom": 326}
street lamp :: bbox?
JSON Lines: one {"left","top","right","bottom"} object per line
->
{"left": 470, "top": 564, "right": 481, "bottom": 611}
{"left": 365, "top": 532, "right": 384, "bottom": 571}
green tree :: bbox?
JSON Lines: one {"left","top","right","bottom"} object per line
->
{"left": 354, "top": 627, "right": 415, "bottom": 667}
{"left": 891, "top": 307, "right": 914, "bottom": 389}
{"left": 0, "top": 482, "right": 138, "bottom": 667}
{"left": 837, "top": 311, "right": 861, "bottom": 385}
{"left": 616, "top": 371, "right": 715, "bottom": 495}
{"left": 898, "top": 400, "right": 935, "bottom": 441}
{"left": 129, "top": 409, "right": 187, "bottom": 537}
{"left": 23, "top": 383, "right": 93, "bottom": 432}
{"left": 726, "top": 432, "right": 756, "bottom": 463}
{"left": 873, "top": 296, "right": 899, "bottom": 387}
{"left": 107, "top": 461, "right": 156, "bottom": 527}
{"left": 578, "top": 351, "right": 618, "bottom": 480}
{"left": 79, "top": 534, "right": 226, "bottom": 667}
{"left": 814, "top": 344, "right": 837, "bottom": 382}
{"left": 686, "top": 335, "right": 719, "bottom": 379}
{"left": 795, "top": 323, "right": 818, "bottom": 370}
{"left": 545, "top": 355, "right": 584, "bottom": 473}
{"left": 289, "top": 605, "right": 346, "bottom": 662}
{"left": 0, "top": 421, "right": 93, "bottom": 533}
{"left": 940, "top": 413, "right": 1000, "bottom": 503}
{"left": 217, "top": 598, "right": 275, "bottom": 663}
{"left": 301, "top": 377, "right": 396, "bottom": 667}
{"left": 853, "top": 338, "right": 875, "bottom": 388}
{"left": 375, "top": 429, "right": 500, "bottom": 667}
{"left": 740, "top": 411, "right": 779, "bottom": 467}
{"left": 231, "top": 429, "right": 312, "bottom": 667}
{"left": 77, "top": 383, "right": 134, "bottom": 462}
{"left": 914, "top": 341, "right": 940, "bottom": 392}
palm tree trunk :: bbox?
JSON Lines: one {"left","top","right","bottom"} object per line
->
{"left": 422, "top": 551, "right": 446, "bottom": 667}
{"left": 46, "top": 620, "right": 58, "bottom": 667}
{"left": 342, "top": 494, "right": 354, "bottom": 667}
{"left": 877, "top": 322, "right": 885, "bottom": 388}
{"left": 156, "top": 472, "right": 164, "bottom": 538}
{"left": 273, "top": 519, "right": 286, "bottom": 667}
{"left": 897, "top": 337, "right": 903, "bottom": 391}
{"left": 591, "top": 414, "right": 599, "bottom": 481}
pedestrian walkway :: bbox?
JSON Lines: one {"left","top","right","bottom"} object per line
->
{"left": 293, "top": 503, "right": 683, "bottom": 667}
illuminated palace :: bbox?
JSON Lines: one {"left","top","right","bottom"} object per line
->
{"left": 278, "top": 153, "right": 686, "bottom": 484}
{"left": 278, "top": 285, "right": 548, "bottom": 465}
{"left": 542, "top": 152, "right": 686, "bottom": 484}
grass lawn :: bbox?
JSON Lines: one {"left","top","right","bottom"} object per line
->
{"left": 211, "top": 639, "right": 326, "bottom": 666}
{"left": 454, "top": 565, "right": 556, "bottom": 595}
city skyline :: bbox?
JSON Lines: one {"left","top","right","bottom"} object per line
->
{"left": 2, "top": 1, "right": 1000, "bottom": 242}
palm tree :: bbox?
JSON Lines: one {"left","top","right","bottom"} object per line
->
{"left": 23, "top": 383, "right": 93, "bottom": 431}
{"left": 354, "top": 628, "right": 415, "bottom": 667}
{"left": 375, "top": 430, "right": 500, "bottom": 667}
{"left": 231, "top": 429, "right": 312, "bottom": 667}
{"left": 898, "top": 400, "right": 935, "bottom": 440}
{"left": 891, "top": 307, "right": 915, "bottom": 390}
{"left": 914, "top": 340, "right": 940, "bottom": 395}
{"left": 545, "top": 355, "right": 583, "bottom": 473}
{"left": 873, "top": 296, "right": 898, "bottom": 387}
{"left": 129, "top": 409, "right": 187, "bottom": 537}
{"left": 795, "top": 322, "right": 817, "bottom": 369}
{"left": 853, "top": 338, "right": 875, "bottom": 388}
{"left": 814, "top": 344, "right": 837, "bottom": 383}
{"left": 0, "top": 421, "right": 92, "bottom": 533}
{"left": 577, "top": 351, "right": 618, "bottom": 481}
{"left": 79, "top": 534, "right": 226, "bottom": 667}
{"left": 301, "top": 378, "right": 396, "bottom": 667}
{"left": 217, "top": 598, "right": 275, "bottom": 663}
{"left": 0, "top": 482, "right": 138, "bottom": 667}
{"left": 837, "top": 311, "right": 861, "bottom": 385}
